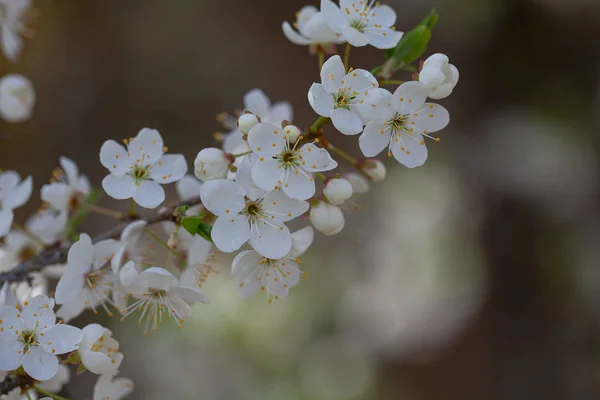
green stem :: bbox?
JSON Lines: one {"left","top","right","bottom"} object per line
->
{"left": 12, "top": 222, "right": 46, "bottom": 248}
{"left": 328, "top": 145, "right": 357, "bottom": 165}
{"left": 82, "top": 203, "right": 124, "bottom": 219}
{"left": 316, "top": 172, "right": 327, "bottom": 182}
{"left": 129, "top": 199, "right": 136, "bottom": 217}
{"left": 380, "top": 79, "right": 407, "bottom": 86}
{"left": 343, "top": 43, "right": 351, "bottom": 72}
{"left": 34, "top": 386, "right": 70, "bottom": 400}
{"left": 231, "top": 150, "right": 253, "bottom": 158}
{"left": 318, "top": 50, "right": 324, "bottom": 71}
{"left": 309, "top": 116, "right": 330, "bottom": 134}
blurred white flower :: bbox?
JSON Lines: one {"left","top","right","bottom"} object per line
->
{"left": 282, "top": 5, "right": 344, "bottom": 52}
{"left": 0, "top": 0, "right": 33, "bottom": 62}
{"left": 310, "top": 200, "right": 345, "bottom": 235}
{"left": 0, "top": 74, "right": 35, "bottom": 122}
{"left": 419, "top": 53, "right": 459, "bottom": 100}
{"left": 0, "top": 170, "right": 32, "bottom": 238}
{"left": 41, "top": 156, "right": 91, "bottom": 213}
{"left": 323, "top": 178, "right": 353, "bottom": 205}
{"left": 93, "top": 374, "right": 133, "bottom": 400}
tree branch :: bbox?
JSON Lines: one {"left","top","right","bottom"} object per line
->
{"left": 0, "top": 374, "right": 27, "bottom": 396}
{"left": 0, "top": 197, "right": 203, "bottom": 284}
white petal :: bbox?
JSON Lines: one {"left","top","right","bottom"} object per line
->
{"left": 169, "top": 286, "right": 209, "bottom": 304}
{"left": 82, "top": 351, "right": 116, "bottom": 375}
{"left": 428, "top": 84, "right": 454, "bottom": 100}
{"left": 419, "top": 67, "right": 446, "bottom": 88}
{"left": 289, "top": 226, "right": 314, "bottom": 257}
{"left": 140, "top": 267, "right": 177, "bottom": 290}
{"left": 359, "top": 121, "right": 392, "bottom": 157}
{"left": 391, "top": 134, "right": 428, "bottom": 168}
{"left": 250, "top": 220, "right": 292, "bottom": 259}
{"left": 262, "top": 189, "right": 309, "bottom": 221}
{"left": 55, "top": 270, "right": 84, "bottom": 305}
{"left": 119, "top": 261, "right": 141, "bottom": 292}
{"left": 341, "top": 25, "right": 369, "bottom": 47}
{"left": 391, "top": 82, "right": 428, "bottom": 113}
{"left": 330, "top": 107, "right": 364, "bottom": 135}
{"left": 320, "top": 55, "right": 345, "bottom": 93}
{"left": 364, "top": 28, "right": 403, "bottom": 49}
{"left": 269, "top": 102, "right": 294, "bottom": 125}
{"left": 94, "top": 375, "right": 134, "bottom": 400}
{"left": 308, "top": 83, "right": 335, "bottom": 117}
{"left": 266, "top": 267, "right": 289, "bottom": 298}
{"left": 2, "top": 27, "right": 22, "bottom": 62}
{"left": 281, "top": 168, "right": 315, "bottom": 201}
{"left": 0, "top": 209, "right": 14, "bottom": 237}
{"left": 59, "top": 156, "right": 79, "bottom": 185}
{"left": 244, "top": 89, "right": 271, "bottom": 118}
{"left": 296, "top": 5, "right": 319, "bottom": 32}
{"left": 22, "top": 346, "right": 58, "bottom": 381}
{"left": 320, "top": 0, "right": 348, "bottom": 33}
{"left": 92, "top": 239, "right": 119, "bottom": 270}
{"left": 235, "top": 154, "right": 266, "bottom": 201}
{"left": 200, "top": 179, "right": 246, "bottom": 216}
{"left": 0, "top": 336, "right": 22, "bottom": 371}
{"left": 67, "top": 233, "right": 94, "bottom": 271}
{"left": 2, "top": 175, "right": 32, "bottom": 209}
{"left": 187, "top": 236, "right": 212, "bottom": 266}
{"left": 247, "top": 122, "right": 286, "bottom": 158}
{"left": 369, "top": 5, "right": 397, "bottom": 27}
{"left": 412, "top": 104, "right": 450, "bottom": 133}
{"left": 56, "top": 292, "right": 87, "bottom": 322}
{"left": 251, "top": 158, "right": 281, "bottom": 192}
{"left": 150, "top": 154, "right": 188, "bottom": 184}
{"left": 127, "top": 128, "right": 164, "bottom": 164}
{"left": 175, "top": 175, "right": 202, "bottom": 201}
{"left": 278, "top": 259, "right": 302, "bottom": 288}
{"left": 299, "top": 143, "right": 338, "bottom": 172}
{"left": 99, "top": 140, "right": 130, "bottom": 175}
{"left": 282, "top": 22, "right": 311, "bottom": 45}
{"left": 41, "top": 183, "right": 71, "bottom": 211}
{"left": 102, "top": 174, "right": 136, "bottom": 200}
{"left": 132, "top": 181, "right": 165, "bottom": 209}
{"left": 211, "top": 215, "right": 250, "bottom": 253}
{"left": 42, "top": 324, "right": 83, "bottom": 354}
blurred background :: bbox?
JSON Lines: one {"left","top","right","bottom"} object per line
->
{"left": 2, "top": 0, "right": 600, "bottom": 399}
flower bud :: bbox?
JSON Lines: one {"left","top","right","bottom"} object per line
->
{"left": 323, "top": 178, "right": 353, "bottom": 206}
{"left": 309, "top": 201, "right": 345, "bottom": 236}
{"left": 360, "top": 158, "right": 386, "bottom": 182}
{"left": 194, "top": 148, "right": 231, "bottom": 182}
{"left": 342, "top": 173, "right": 369, "bottom": 194}
{"left": 0, "top": 74, "right": 35, "bottom": 123}
{"left": 238, "top": 113, "right": 260, "bottom": 135}
{"left": 419, "top": 53, "right": 459, "bottom": 100}
{"left": 282, "top": 124, "right": 302, "bottom": 143}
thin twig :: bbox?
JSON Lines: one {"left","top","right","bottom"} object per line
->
{"left": 0, "top": 197, "right": 203, "bottom": 284}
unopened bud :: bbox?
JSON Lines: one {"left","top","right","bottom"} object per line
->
{"left": 342, "top": 173, "right": 369, "bottom": 194}
{"left": 282, "top": 124, "right": 302, "bottom": 143}
{"left": 323, "top": 178, "right": 353, "bottom": 206}
{"left": 238, "top": 113, "right": 261, "bottom": 135}
{"left": 194, "top": 148, "right": 231, "bottom": 182}
{"left": 309, "top": 201, "right": 345, "bottom": 236}
{"left": 360, "top": 158, "right": 386, "bottom": 182}
{"left": 0, "top": 74, "right": 35, "bottom": 123}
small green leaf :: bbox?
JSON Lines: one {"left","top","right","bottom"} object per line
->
{"left": 389, "top": 25, "right": 431, "bottom": 66}
{"left": 175, "top": 205, "right": 190, "bottom": 215}
{"left": 181, "top": 216, "right": 213, "bottom": 243}
{"left": 419, "top": 8, "right": 439, "bottom": 30}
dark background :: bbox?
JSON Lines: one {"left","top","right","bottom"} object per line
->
{"left": 1, "top": 0, "right": 600, "bottom": 399}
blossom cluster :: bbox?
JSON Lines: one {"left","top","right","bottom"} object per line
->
{"left": 0, "top": 1, "right": 458, "bottom": 398}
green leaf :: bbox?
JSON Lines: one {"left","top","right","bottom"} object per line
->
{"left": 181, "top": 216, "right": 213, "bottom": 243}
{"left": 388, "top": 25, "right": 431, "bottom": 65}
{"left": 175, "top": 205, "right": 190, "bottom": 215}
{"left": 419, "top": 8, "right": 439, "bottom": 30}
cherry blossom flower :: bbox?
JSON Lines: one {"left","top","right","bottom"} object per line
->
{"left": 194, "top": 148, "right": 232, "bottom": 182}
{"left": 0, "top": 295, "right": 83, "bottom": 381}
{"left": 248, "top": 122, "right": 337, "bottom": 200}
{"left": 100, "top": 128, "right": 187, "bottom": 209}
{"left": 112, "top": 220, "right": 148, "bottom": 275}
{"left": 119, "top": 266, "right": 208, "bottom": 335}
{"left": 342, "top": 172, "right": 369, "bottom": 194}
{"left": 200, "top": 179, "right": 309, "bottom": 259}
{"left": 0, "top": 230, "right": 42, "bottom": 269}
{"left": 232, "top": 226, "right": 313, "bottom": 301}
{"left": 25, "top": 209, "right": 68, "bottom": 246}
{"left": 79, "top": 323, "right": 123, "bottom": 375}
{"left": 321, "top": 0, "right": 402, "bottom": 49}
{"left": 41, "top": 157, "right": 90, "bottom": 213}
{"left": 0, "top": 0, "right": 33, "bottom": 62}
{"left": 358, "top": 158, "right": 386, "bottom": 181}
{"left": 419, "top": 53, "right": 459, "bottom": 100}
{"left": 0, "top": 74, "right": 35, "bottom": 122}
{"left": 282, "top": 5, "right": 344, "bottom": 53}
{"left": 37, "top": 363, "right": 70, "bottom": 393}
{"left": 323, "top": 178, "right": 353, "bottom": 205}
{"left": 55, "top": 234, "right": 120, "bottom": 321}
{"left": 358, "top": 82, "right": 449, "bottom": 168}
{"left": 93, "top": 374, "right": 133, "bottom": 400}
{"left": 0, "top": 170, "right": 32, "bottom": 238}
{"left": 308, "top": 55, "right": 380, "bottom": 135}
{"left": 178, "top": 236, "right": 216, "bottom": 290}
{"left": 309, "top": 200, "right": 345, "bottom": 235}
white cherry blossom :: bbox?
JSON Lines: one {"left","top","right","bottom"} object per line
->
{"left": 359, "top": 82, "right": 449, "bottom": 168}
{"left": 359, "top": 158, "right": 386, "bottom": 181}
{"left": 323, "top": 177, "right": 353, "bottom": 205}
{"left": 282, "top": 5, "right": 344, "bottom": 53}
{"left": 419, "top": 53, "right": 459, "bottom": 100}
{"left": 93, "top": 374, "right": 133, "bottom": 400}
{"left": 119, "top": 266, "right": 208, "bottom": 335}
{"left": 0, "top": 0, "right": 33, "bottom": 62}
{"left": 79, "top": 323, "right": 123, "bottom": 375}
{"left": 0, "top": 295, "right": 83, "bottom": 381}
{"left": 309, "top": 200, "right": 345, "bottom": 235}
{"left": 342, "top": 172, "right": 369, "bottom": 194}
{"left": 0, "top": 170, "right": 32, "bottom": 238}
{"left": 232, "top": 226, "right": 313, "bottom": 302}
{"left": 25, "top": 209, "right": 68, "bottom": 246}
{"left": 200, "top": 179, "right": 309, "bottom": 259}
{"left": 179, "top": 235, "right": 216, "bottom": 290}
{"left": 100, "top": 128, "right": 187, "bottom": 209}
{"left": 321, "top": 0, "right": 402, "bottom": 49}
{"left": 0, "top": 73, "right": 35, "bottom": 122}
{"left": 55, "top": 234, "right": 120, "bottom": 322}
{"left": 237, "top": 112, "right": 261, "bottom": 136}
{"left": 41, "top": 157, "right": 90, "bottom": 213}
{"left": 194, "top": 148, "right": 232, "bottom": 182}
{"left": 308, "top": 55, "right": 380, "bottom": 135}
{"left": 248, "top": 122, "right": 337, "bottom": 200}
